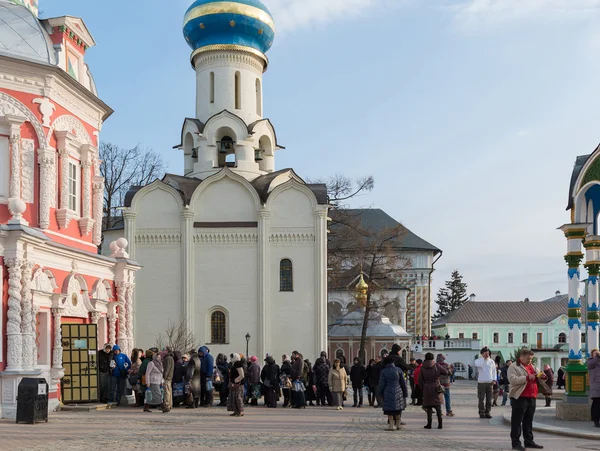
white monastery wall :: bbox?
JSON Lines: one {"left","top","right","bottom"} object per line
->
{"left": 270, "top": 188, "right": 314, "bottom": 228}
{"left": 194, "top": 177, "right": 257, "bottom": 222}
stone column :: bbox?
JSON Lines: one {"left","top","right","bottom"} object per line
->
{"left": 585, "top": 236, "right": 600, "bottom": 353}
{"left": 108, "top": 310, "right": 117, "bottom": 346}
{"left": 117, "top": 299, "right": 127, "bottom": 354}
{"left": 20, "top": 261, "right": 35, "bottom": 371}
{"left": 50, "top": 308, "right": 65, "bottom": 385}
{"left": 560, "top": 224, "right": 587, "bottom": 399}
{"left": 91, "top": 311, "right": 101, "bottom": 325}
{"left": 257, "top": 209, "right": 270, "bottom": 360}
{"left": 123, "top": 212, "right": 137, "bottom": 260}
{"left": 92, "top": 175, "right": 104, "bottom": 246}
{"left": 38, "top": 148, "right": 56, "bottom": 230}
{"left": 32, "top": 304, "right": 39, "bottom": 367}
{"left": 78, "top": 159, "right": 94, "bottom": 236}
{"left": 56, "top": 146, "right": 72, "bottom": 229}
{"left": 314, "top": 209, "right": 328, "bottom": 359}
{"left": 5, "top": 258, "right": 23, "bottom": 371}
{"left": 126, "top": 281, "right": 135, "bottom": 353}
{"left": 7, "top": 119, "right": 27, "bottom": 223}
{"left": 181, "top": 210, "right": 195, "bottom": 336}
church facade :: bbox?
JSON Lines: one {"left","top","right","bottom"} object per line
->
{"left": 110, "top": 0, "right": 329, "bottom": 360}
{"left": 0, "top": 0, "right": 138, "bottom": 418}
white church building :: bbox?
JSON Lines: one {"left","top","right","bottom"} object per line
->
{"left": 105, "top": 0, "right": 329, "bottom": 360}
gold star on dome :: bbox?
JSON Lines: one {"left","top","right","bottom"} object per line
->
{"left": 199, "top": 23, "right": 205, "bottom": 29}
{"left": 229, "top": 20, "right": 236, "bottom": 27}
{"left": 258, "top": 28, "right": 264, "bottom": 35}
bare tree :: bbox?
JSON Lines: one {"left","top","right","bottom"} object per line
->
{"left": 309, "top": 174, "right": 374, "bottom": 210}
{"left": 100, "top": 142, "right": 166, "bottom": 231}
{"left": 155, "top": 319, "right": 197, "bottom": 353}
{"left": 329, "top": 209, "right": 410, "bottom": 364}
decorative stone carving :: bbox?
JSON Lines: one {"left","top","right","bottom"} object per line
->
{"left": 90, "top": 311, "right": 101, "bottom": 324}
{"left": 107, "top": 310, "right": 117, "bottom": 346}
{"left": 47, "top": 115, "right": 93, "bottom": 146}
{"left": 61, "top": 276, "right": 89, "bottom": 318}
{"left": 92, "top": 176, "right": 104, "bottom": 245}
{"left": 269, "top": 233, "right": 315, "bottom": 245}
{"left": 32, "top": 268, "right": 57, "bottom": 293}
{"left": 193, "top": 232, "right": 258, "bottom": 246}
{"left": 32, "top": 304, "right": 40, "bottom": 367}
{"left": 91, "top": 279, "right": 110, "bottom": 302}
{"left": 32, "top": 97, "right": 56, "bottom": 127}
{"left": 9, "top": 131, "right": 21, "bottom": 201}
{"left": 109, "top": 238, "right": 129, "bottom": 259}
{"left": 5, "top": 258, "right": 23, "bottom": 370}
{"left": 21, "top": 139, "right": 34, "bottom": 204}
{"left": 38, "top": 148, "right": 56, "bottom": 229}
{"left": 125, "top": 280, "right": 134, "bottom": 355}
{"left": 51, "top": 308, "right": 64, "bottom": 384}
{"left": 56, "top": 147, "right": 73, "bottom": 229}
{"left": 0, "top": 92, "right": 47, "bottom": 147}
{"left": 20, "top": 261, "right": 35, "bottom": 371}
{"left": 79, "top": 160, "right": 94, "bottom": 235}
{"left": 116, "top": 298, "right": 127, "bottom": 354}
{"left": 135, "top": 229, "right": 181, "bottom": 247}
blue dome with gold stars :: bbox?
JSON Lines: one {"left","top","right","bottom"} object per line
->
{"left": 183, "top": 0, "right": 275, "bottom": 57}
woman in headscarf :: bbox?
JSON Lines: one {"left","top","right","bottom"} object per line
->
{"left": 379, "top": 355, "right": 408, "bottom": 431}
{"left": 216, "top": 353, "right": 229, "bottom": 406}
{"left": 261, "top": 355, "right": 280, "bottom": 408}
{"left": 419, "top": 352, "right": 447, "bottom": 429}
{"left": 328, "top": 358, "right": 348, "bottom": 410}
{"left": 229, "top": 353, "right": 245, "bottom": 417}
{"left": 280, "top": 355, "right": 293, "bottom": 408}
{"left": 144, "top": 352, "right": 164, "bottom": 412}
{"left": 129, "top": 348, "right": 143, "bottom": 407}
{"left": 247, "top": 356, "right": 262, "bottom": 406}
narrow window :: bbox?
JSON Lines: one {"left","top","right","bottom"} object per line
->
{"left": 493, "top": 332, "right": 499, "bottom": 344}
{"left": 210, "top": 72, "right": 215, "bottom": 104}
{"left": 280, "top": 259, "right": 293, "bottom": 292}
{"left": 522, "top": 332, "right": 528, "bottom": 344}
{"left": 472, "top": 332, "right": 478, "bottom": 340}
{"left": 234, "top": 71, "right": 241, "bottom": 109}
{"left": 255, "top": 78, "right": 261, "bottom": 115}
{"left": 458, "top": 333, "right": 464, "bottom": 339}
{"left": 508, "top": 333, "right": 514, "bottom": 344}
{"left": 68, "top": 161, "right": 79, "bottom": 212}
{"left": 211, "top": 310, "right": 226, "bottom": 344}
{"left": 558, "top": 332, "right": 566, "bottom": 343}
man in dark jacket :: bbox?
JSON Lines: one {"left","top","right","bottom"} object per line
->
{"left": 389, "top": 344, "right": 409, "bottom": 371}
{"left": 350, "top": 357, "right": 367, "bottom": 407}
{"left": 97, "top": 343, "right": 112, "bottom": 403}
{"left": 313, "top": 357, "right": 332, "bottom": 406}
{"left": 162, "top": 351, "right": 175, "bottom": 412}
{"left": 372, "top": 351, "right": 389, "bottom": 407}
{"left": 198, "top": 346, "right": 214, "bottom": 406}
{"left": 408, "top": 358, "right": 417, "bottom": 405}
{"left": 290, "top": 351, "right": 305, "bottom": 408}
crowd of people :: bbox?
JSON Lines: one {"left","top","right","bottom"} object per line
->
{"left": 95, "top": 342, "right": 457, "bottom": 429}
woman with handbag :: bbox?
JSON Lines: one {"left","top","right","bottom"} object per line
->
{"left": 328, "top": 359, "right": 348, "bottom": 410}
{"left": 229, "top": 353, "right": 245, "bottom": 417}
{"left": 280, "top": 355, "right": 293, "bottom": 407}
{"left": 247, "top": 356, "right": 262, "bottom": 406}
{"left": 379, "top": 355, "right": 408, "bottom": 431}
{"left": 418, "top": 352, "right": 447, "bottom": 430}
{"left": 144, "top": 352, "right": 164, "bottom": 413}
{"left": 129, "top": 348, "right": 143, "bottom": 407}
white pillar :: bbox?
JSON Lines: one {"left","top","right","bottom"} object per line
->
{"left": 78, "top": 159, "right": 94, "bottom": 236}
{"left": 56, "top": 143, "right": 72, "bottom": 229}
{"left": 584, "top": 236, "right": 600, "bottom": 353}
{"left": 123, "top": 212, "right": 137, "bottom": 260}
{"left": 38, "top": 148, "right": 55, "bottom": 230}
{"left": 126, "top": 280, "right": 135, "bottom": 352}
{"left": 108, "top": 310, "right": 117, "bottom": 346}
{"left": 50, "top": 308, "right": 64, "bottom": 385}
{"left": 7, "top": 118, "right": 27, "bottom": 223}
{"left": 5, "top": 258, "right": 23, "bottom": 371}
{"left": 181, "top": 210, "right": 195, "bottom": 336}
{"left": 257, "top": 209, "right": 270, "bottom": 359}
{"left": 20, "top": 261, "right": 35, "bottom": 371}
{"left": 314, "top": 209, "right": 328, "bottom": 359}
{"left": 92, "top": 175, "right": 104, "bottom": 246}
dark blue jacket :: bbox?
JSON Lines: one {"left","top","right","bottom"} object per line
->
{"left": 379, "top": 363, "right": 407, "bottom": 412}
{"left": 111, "top": 345, "right": 132, "bottom": 378}
{"left": 199, "top": 346, "right": 214, "bottom": 376}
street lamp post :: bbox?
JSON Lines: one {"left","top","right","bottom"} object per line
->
{"left": 245, "top": 332, "right": 251, "bottom": 357}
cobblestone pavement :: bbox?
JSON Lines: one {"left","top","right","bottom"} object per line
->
{"left": 0, "top": 381, "right": 597, "bottom": 451}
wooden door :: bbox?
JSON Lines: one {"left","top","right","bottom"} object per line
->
{"left": 61, "top": 324, "right": 99, "bottom": 403}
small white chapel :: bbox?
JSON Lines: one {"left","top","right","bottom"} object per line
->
{"left": 105, "top": 0, "right": 329, "bottom": 360}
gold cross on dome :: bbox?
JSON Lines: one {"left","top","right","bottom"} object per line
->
{"left": 230, "top": 20, "right": 236, "bottom": 27}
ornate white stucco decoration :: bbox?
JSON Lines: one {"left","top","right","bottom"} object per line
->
{"left": 61, "top": 275, "right": 92, "bottom": 318}
{"left": 109, "top": 238, "right": 129, "bottom": 258}
{"left": 21, "top": 138, "right": 35, "bottom": 203}
{"left": 91, "top": 279, "right": 111, "bottom": 302}
{"left": 135, "top": 229, "right": 181, "bottom": 247}
{"left": 32, "top": 268, "right": 58, "bottom": 293}
{"left": 0, "top": 92, "right": 47, "bottom": 148}
{"left": 47, "top": 115, "right": 93, "bottom": 146}
{"left": 193, "top": 232, "right": 258, "bottom": 246}
{"left": 32, "top": 97, "right": 56, "bottom": 127}
{"left": 269, "top": 233, "right": 315, "bottom": 245}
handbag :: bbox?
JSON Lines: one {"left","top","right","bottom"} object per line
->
{"left": 173, "top": 382, "right": 184, "bottom": 398}
{"left": 436, "top": 384, "right": 445, "bottom": 394}
{"left": 293, "top": 380, "right": 305, "bottom": 392}
{"left": 141, "top": 375, "right": 147, "bottom": 386}
{"left": 128, "top": 374, "right": 138, "bottom": 386}
{"left": 205, "top": 379, "right": 214, "bottom": 392}
{"left": 144, "top": 388, "right": 152, "bottom": 404}
{"left": 213, "top": 368, "right": 223, "bottom": 384}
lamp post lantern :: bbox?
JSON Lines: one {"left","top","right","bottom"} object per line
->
{"left": 245, "top": 332, "right": 251, "bottom": 357}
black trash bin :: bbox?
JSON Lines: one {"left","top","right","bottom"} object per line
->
{"left": 16, "top": 378, "right": 48, "bottom": 424}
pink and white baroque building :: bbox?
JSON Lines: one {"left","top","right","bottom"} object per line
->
{"left": 0, "top": 0, "right": 139, "bottom": 418}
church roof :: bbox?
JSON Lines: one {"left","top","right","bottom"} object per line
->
{"left": 329, "top": 208, "right": 441, "bottom": 255}
{"left": 567, "top": 152, "right": 593, "bottom": 210}
{"left": 431, "top": 299, "right": 568, "bottom": 327}
{"left": 329, "top": 263, "right": 408, "bottom": 291}
{"left": 328, "top": 309, "right": 411, "bottom": 338}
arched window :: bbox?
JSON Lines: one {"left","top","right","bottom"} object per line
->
{"left": 255, "top": 78, "right": 261, "bottom": 116}
{"left": 280, "top": 259, "right": 293, "bottom": 292}
{"left": 209, "top": 72, "right": 215, "bottom": 104}
{"left": 211, "top": 310, "right": 227, "bottom": 344}
{"left": 234, "top": 71, "right": 241, "bottom": 109}
{"left": 558, "top": 332, "right": 566, "bottom": 343}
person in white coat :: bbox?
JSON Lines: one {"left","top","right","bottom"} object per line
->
{"left": 144, "top": 353, "right": 164, "bottom": 412}
{"left": 474, "top": 347, "right": 497, "bottom": 419}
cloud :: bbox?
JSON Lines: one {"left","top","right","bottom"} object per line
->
{"left": 267, "top": 0, "right": 402, "bottom": 34}
{"left": 451, "top": 0, "right": 600, "bottom": 31}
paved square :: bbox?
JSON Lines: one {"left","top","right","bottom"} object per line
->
{"left": 0, "top": 381, "right": 596, "bottom": 451}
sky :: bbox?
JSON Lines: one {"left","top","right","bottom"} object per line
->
{"left": 41, "top": 0, "right": 600, "bottom": 302}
